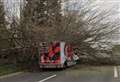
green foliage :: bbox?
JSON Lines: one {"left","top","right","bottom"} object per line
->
{"left": 0, "top": 64, "right": 18, "bottom": 76}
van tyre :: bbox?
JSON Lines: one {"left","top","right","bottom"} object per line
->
{"left": 64, "top": 61, "right": 68, "bottom": 68}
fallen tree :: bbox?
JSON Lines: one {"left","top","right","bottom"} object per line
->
{"left": 48, "top": 0, "right": 120, "bottom": 63}
{"left": 3, "top": 0, "right": 120, "bottom": 64}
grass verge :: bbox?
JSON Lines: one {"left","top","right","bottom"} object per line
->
{"left": 0, "top": 64, "right": 19, "bottom": 76}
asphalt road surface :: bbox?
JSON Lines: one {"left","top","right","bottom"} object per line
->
{"left": 0, "top": 65, "right": 120, "bottom": 82}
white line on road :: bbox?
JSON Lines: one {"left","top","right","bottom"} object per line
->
{"left": 114, "top": 66, "right": 118, "bottom": 78}
{"left": 0, "top": 72, "right": 23, "bottom": 79}
{"left": 38, "top": 75, "right": 56, "bottom": 82}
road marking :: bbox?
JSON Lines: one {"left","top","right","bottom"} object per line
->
{"left": 38, "top": 74, "right": 56, "bottom": 82}
{"left": 114, "top": 66, "right": 118, "bottom": 78}
{"left": 0, "top": 72, "right": 23, "bottom": 79}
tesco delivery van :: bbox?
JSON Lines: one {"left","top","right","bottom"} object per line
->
{"left": 39, "top": 42, "right": 78, "bottom": 68}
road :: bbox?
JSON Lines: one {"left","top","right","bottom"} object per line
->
{"left": 0, "top": 65, "right": 120, "bottom": 82}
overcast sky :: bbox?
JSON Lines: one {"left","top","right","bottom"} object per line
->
{"left": 3, "top": 0, "right": 120, "bottom": 16}
{"left": 4, "top": 0, "right": 24, "bottom": 18}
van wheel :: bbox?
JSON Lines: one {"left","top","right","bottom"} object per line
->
{"left": 62, "top": 64, "right": 66, "bottom": 70}
{"left": 64, "top": 61, "right": 68, "bottom": 68}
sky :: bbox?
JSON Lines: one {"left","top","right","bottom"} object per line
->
{"left": 63, "top": 0, "right": 120, "bottom": 10}
{"left": 3, "top": 0, "right": 120, "bottom": 17}
{"left": 4, "top": 0, "right": 24, "bottom": 19}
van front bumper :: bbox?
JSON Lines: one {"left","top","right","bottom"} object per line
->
{"left": 39, "top": 63, "right": 64, "bottom": 68}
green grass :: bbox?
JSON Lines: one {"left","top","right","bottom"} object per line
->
{"left": 0, "top": 64, "right": 19, "bottom": 76}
